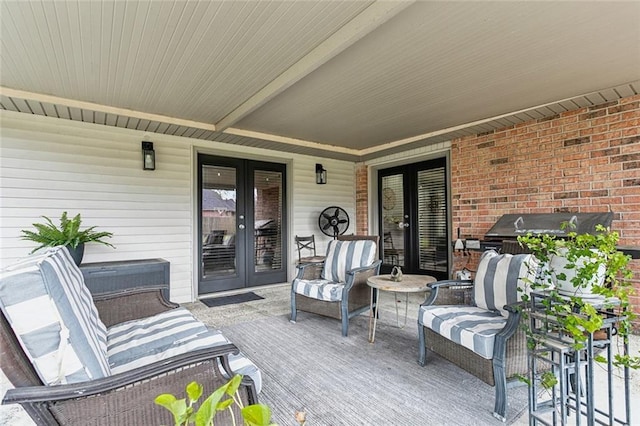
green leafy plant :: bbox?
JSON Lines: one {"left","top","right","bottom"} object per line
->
{"left": 517, "top": 223, "right": 639, "bottom": 376}
{"left": 21, "top": 211, "right": 114, "bottom": 253}
{"left": 154, "top": 375, "right": 275, "bottom": 426}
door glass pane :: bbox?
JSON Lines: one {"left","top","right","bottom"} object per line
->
{"left": 381, "top": 174, "right": 404, "bottom": 267}
{"left": 417, "top": 167, "right": 447, "bottom": 273}
{"left": 254, "top": 169, "right": 283, "bottom": 272}
{"left": 202, "top": 165, "right": 237, "bottom": 277}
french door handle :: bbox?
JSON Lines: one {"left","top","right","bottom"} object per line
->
{"left": 238, "top": 224, "right": 246, "bottom": 229}
{"left": 398, "top": 222, "right": 409, "bottom": 228}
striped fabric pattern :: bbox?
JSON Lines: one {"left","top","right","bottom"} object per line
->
{"left": 107, "top": 307, "right": 262, "bottom": 393}
{"left": 321, "top": 240, "right": 377, "bottom": 283}
{"left": 39, "top": 247, "right": 110, "bottom": 378}
{"left": 0, "top": 249, "right": 104, "bottom": 385}
{"left": 293, "top": 278, "right": 344, "bottom": 302}
{"left": 473, "top": 250, "right": 534, "bottom": 317}
{"left": 419, "top": 305, "right": 507, "bottom": 359}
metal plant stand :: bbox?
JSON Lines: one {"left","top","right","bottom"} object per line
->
{"left": 527, "top": 291, "right": 631, "bottom": 426}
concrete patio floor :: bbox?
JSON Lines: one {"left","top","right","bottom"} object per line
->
{"left": 2, "top": 283, "right": 638, "bottom": 425}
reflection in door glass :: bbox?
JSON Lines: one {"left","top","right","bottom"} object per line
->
{"left": 417, "top": 167, "right": 447, "bottom": 272}
{"left": 202, "top": 165, "right": 237, "bottom": 277}
{"left": 254, "top": 170, "right": 283, "bottom": 272}
{"left": 381, "top": 174, "right": 404, "bottom": 267}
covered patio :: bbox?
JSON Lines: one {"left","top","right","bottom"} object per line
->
{"left": 1, "top": 1, "right": 639, "bottom": 424}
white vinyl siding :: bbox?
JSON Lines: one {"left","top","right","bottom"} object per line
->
{"left": 0, "top": 110, "right": 356, "bottom": 302}
{"left": 290, "top": 157, "right": 356, "bottom": 260}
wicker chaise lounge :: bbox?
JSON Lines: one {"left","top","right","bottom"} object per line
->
{"left": 0, "top": 247, "right": 260, "bottom": 425}
{"left": 417, "top": 250, "right": 536, "bottom": 422}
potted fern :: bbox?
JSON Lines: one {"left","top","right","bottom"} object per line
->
{"left": 21, "top": 211, "right": 114, "bottom": 265}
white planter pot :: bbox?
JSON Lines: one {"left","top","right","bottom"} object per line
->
{"left": 549, "top": 248, "right": 605, "bottom": 299}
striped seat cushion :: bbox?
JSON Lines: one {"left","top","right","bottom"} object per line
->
{"left": 0, "top": 247, "right": 110, "bottom": 385}
{"left": 473, "top": 250, "right": 535, "bottom": 317}
{"left": 321, "top": 240, "right": 377, "bottom": 283}
{"left": 419, "top": 305, "right": 507, "bottom": 359}
{"left": 107, "top": 307, "right": 262, "bottom": 393}
{"left": 292, "top": 278, "right": 344, "bottom": 302}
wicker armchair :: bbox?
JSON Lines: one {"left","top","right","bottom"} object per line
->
{"left": 291, "top": 239, "right": 381, "bottom": 336}
{"left": 417, "top": 250, "right": 535, "bottom": 422}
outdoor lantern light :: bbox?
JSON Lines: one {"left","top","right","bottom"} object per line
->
{"left": 142, "top": 141, "right": 155, "bottom": 170}
{"left": 316, "top": 163, "right": 327, "bottom": 184}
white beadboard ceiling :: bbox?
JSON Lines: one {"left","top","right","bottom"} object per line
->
{"left": 1, "top": 1, "right": 639, "bottom": 161}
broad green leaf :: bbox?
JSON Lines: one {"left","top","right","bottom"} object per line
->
{"left": 195, "top": 385, "right": 228, "bottom": 426}
{"left": 154, "top": 393, "right": 177, "bottom": 410}
{"left": 154, "top": 394, "right": 188, "bottom": 426}
{"left": 215, "top": 399, "right": 233, "bottom": 411}
{"left": 194, "top": 396, "right": 214, "bottom": 426}
{"left": 186, "top": 381, "right": 203, "bottom": 403}
{"left": 225, "top": 374, "right": 242, "bottom": 396}
{"left": 242, "top": 404, "right": 273, "bottom": 426}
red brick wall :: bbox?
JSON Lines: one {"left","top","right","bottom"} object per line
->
{"left": 354, "top": 95, "right": 639, "bottom": 326}
{"left": 355, "top": 163, "right": 369, "bottom": 234}
{"left": 451, "top": 95, "right": 640, "bottom": 327}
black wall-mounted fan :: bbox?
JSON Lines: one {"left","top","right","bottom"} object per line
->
{"left": 318, "top": 206, "right": 350, "bottom": 238}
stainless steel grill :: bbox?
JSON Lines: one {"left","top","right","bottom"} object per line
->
{"left": 480, "top": 212, "right": 614, "bottom": 252}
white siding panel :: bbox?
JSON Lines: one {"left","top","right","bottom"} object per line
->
{"left": 290, "top": 157, "right": 356, "bottom": 272}
{"left": 1, "top": 110, "right": 358, "bottom": 299}
{"left": 0, "top": 110, "right": 192, "bottom": 302}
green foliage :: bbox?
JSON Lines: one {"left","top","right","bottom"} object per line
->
{"left": 21, "top": 211, "right": 114, "bottom": 253}
{"left": 540, "top": 371, "right": 558, "bottom": 389}
{"left": 517, "top": 223, "right": 639, "bottom": 370}
{"left": 155, "top": 375, "right": 275, "bottom": 426}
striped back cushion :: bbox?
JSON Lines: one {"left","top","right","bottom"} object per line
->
{"left": 0, "top": 247, "right": 110, "bottom": 385}
{"left": 39, "top": 247, "right": 110, "bottom": 377}
{"left": 321, "top": 240, "right": 377, "bottom": 283}
{"left": 473, "top": 250, "right": 535, "bottom": 317}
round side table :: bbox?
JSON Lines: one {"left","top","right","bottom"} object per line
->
{"left": 367, "top": 274, "right": 436, "bottom": 343}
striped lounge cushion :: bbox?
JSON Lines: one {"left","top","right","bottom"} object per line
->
{"left": 419, "top": 305, "right": 507, "bottom": 359}
{"left": 293, "top": 278, "right": 344, "bottom": 302}
{"left": 107, "top": 307, "right": 262, "bottom": 393}
{"left": 0, "top": 247, "right": 110, "bottom": 385}
{"left": 321, "top": 240, "right": 377, "bottom": 283}
{"left": 473, "top": 250, "right": 535, "bottom": 317}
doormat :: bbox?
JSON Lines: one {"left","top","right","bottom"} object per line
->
{"left": 201, "top": 292, "right": 264, "bottom": 308}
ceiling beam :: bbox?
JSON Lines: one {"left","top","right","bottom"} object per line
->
{"left": 214, "top": 0, "right": 414, "bottom": 131}
{"left": 224, "top": 127, "right": 361, "bottom": 156}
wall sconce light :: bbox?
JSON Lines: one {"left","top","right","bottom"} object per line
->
{"left": 316, "top": 163, "right": 327, "bottom": 184}
{"left": 142, "top": 141, "right": 155, "bottom": 170}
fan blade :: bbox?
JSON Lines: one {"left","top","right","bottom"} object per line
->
{"left": 334, "top": 207, "right": 340, "bottom": 217}
{"left": 322, "top": 222, "right": 332, "bottom": 231}
{"left": 322, "top": 212, "right": 333, "bottom": 221}
{"left": 338, "top": 219, "right": 348, "bottom": 224}
{"left": 332, "top": 225, "right": 340, "bottom": 235}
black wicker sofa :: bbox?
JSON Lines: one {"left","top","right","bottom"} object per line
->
{"left": 0, "top": 246, "right": 260, "bottom": 425}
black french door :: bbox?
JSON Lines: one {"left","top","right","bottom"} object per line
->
{"left": 378, "top": 157, "right": 449, "bottom": 279}
{"left": 198, "top": 154, "right": 287, "bottom": 295}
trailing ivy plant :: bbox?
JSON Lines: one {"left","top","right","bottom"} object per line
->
{"left": 517, "top": 223, "right": 639, "bottom": 375}
{"left": 21, "top": 211, "right": 114, "bottom": 253}
{"left": 155, "top": 375, "right": 274, "bottom": 426}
